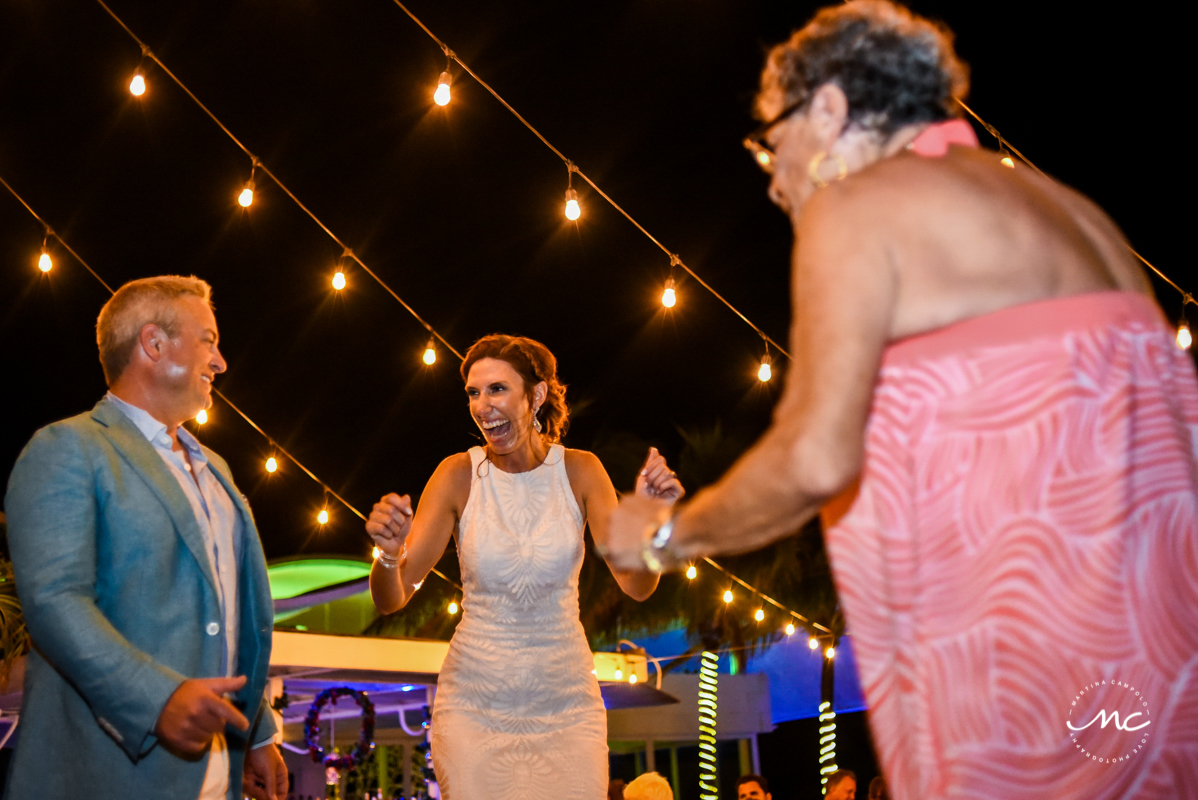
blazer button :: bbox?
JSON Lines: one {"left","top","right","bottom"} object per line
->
{"left": 206, "top": 622, "right": 220, "bottom": 636}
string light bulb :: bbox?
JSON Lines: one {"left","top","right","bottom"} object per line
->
{"left": 614, "top": 668, "right": 623, "bottom": 680}
{"left": 265, "top": 456, "right": 278, "bottom": 473}
{"left": 826, "top": 646, "right": 836, "bottom": 660}
{"left": 195, "top": 409, "right": 208, "bottom": 425}
{"left": 423, "top": 338, "right": 437, "bottom": 365}
{"left": 129, "top": 69, "right": 146, "bottom": 97}
{"left": 37, "top": 249, "right": 52, "bottom": 273}
{"left": 662, "top": 277, "right": 677, "bottom": 308}
{"left": 434, "top": 71, "right": 452, "bottom": 106}
{"left": 238, "top": 179, "right": 255, "bottom": 208}
{"left": 332, "top": 270, "right": 346, "bottom": 291}
{"left": 754, "top": 609, "right": 765, "bottom": 622}
{"left": 723, "top": 589, "right": 733, "bottom": 604}
{"left": 372, "top": 546, "right": 381, "bottom": 559}
{"left": 1177, "top": 320, "right": 1192, "bottom": 350}
{"left": 808, "top": 636, "right": 819, "bottom": 650}
{"left": 317, "top": 508, "right": 329, "bottom": 525}
{"left": 1000, "top": 155, "right": 1015, "bottom": 168}
{"left": 686, "top": 564, "right": 697, "bottom": 580}
{"left": 447, "top": 600, "right": 459, "bottom": 614}
{"left": 629, "top": 673, "right": 638, "bottom": 684}
{"left": 758, "top": 353, "right": 772, "bottom": 382}
{"left": 785, "top": 622, "right": 796, "bottom": 636}
{"left": 564, "top": 187, "right": 581, "bottom": 221}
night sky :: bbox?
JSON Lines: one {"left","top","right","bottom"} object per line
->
{"left": 2, "top": 0, "right": 1191, "bottom": 569}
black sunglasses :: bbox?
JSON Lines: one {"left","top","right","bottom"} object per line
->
{"left": 742, "top": 97, "right": 806, "bottom": 175}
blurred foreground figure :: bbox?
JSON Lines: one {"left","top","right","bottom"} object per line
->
{"left": 5, "top": 276, "right": 285, "bottom": 800}
{"left": 608, "top": 2, "right": 1198, "bottom": 798}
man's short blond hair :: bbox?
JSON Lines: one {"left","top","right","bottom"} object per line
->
{"left": 624, "top": 772, "right": 673, "bottom": 800}
{"left": 96, "top": 275, "right": 212, "bottom": 385}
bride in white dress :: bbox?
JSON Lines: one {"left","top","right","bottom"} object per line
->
{"left": 366, "top": 334, "right": 683, "bottom": 799}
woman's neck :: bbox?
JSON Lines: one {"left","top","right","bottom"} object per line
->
{"left": 486, "top": 436, "right": 550, "bottom": 473}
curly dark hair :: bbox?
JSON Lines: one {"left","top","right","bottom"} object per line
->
{"left": 460, "top": 334, "right": 569, "bottom": 443}
{"left": 757, "top": 0, "right": 969, "bottom": 135}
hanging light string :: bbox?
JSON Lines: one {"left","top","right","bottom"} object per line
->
{"left": 955, "top": 99, "right": 1194, "bottom": 309}
{"left": 0, "top": 171, "right": 463, "bottom": 593}
{"left": 699, "top": 556, "right": 832, "bottom": 634}
{"left": 92, "top": 0, "right": 463, "bottom": 361}
{"left": 385, "top": 0, "right": 791, "bottom": 360}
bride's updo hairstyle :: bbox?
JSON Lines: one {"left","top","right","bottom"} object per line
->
{"left": 757, "top": 0, "right": 969, "bottom": 137}
{"left": 461, "top": 334, "right": 569, "bottom": 444}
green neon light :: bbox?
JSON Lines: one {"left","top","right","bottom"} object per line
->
{"left": 266, "top": 558, "right": 371, "bottom": 600}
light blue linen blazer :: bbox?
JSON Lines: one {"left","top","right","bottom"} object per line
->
{"left": 3, "top": 396, "right": 277, "bottom": 800}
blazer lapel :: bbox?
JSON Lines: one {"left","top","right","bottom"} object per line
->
{"left": 91, "top": 398, "right": 219, "bottom": 595}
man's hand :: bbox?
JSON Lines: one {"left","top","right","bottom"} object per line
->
{"left": 607, "top": 493, "right": 675, "bottom": 572}
{"left": 365, "top": 492, "right": 413, "bottom": 558}
{"left": 243, "top": 742, "right": 288, "bottom": 800}
{"left": 154, "top": 676, "right": 250, "bottom": 756}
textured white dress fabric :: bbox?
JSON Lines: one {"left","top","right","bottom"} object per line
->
{"left": 431, "top": 445, "right": 607, "bottom": 799}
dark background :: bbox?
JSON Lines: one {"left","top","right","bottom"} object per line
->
{"left": 0, "top": 1, "right": 1191, "bottom": 796}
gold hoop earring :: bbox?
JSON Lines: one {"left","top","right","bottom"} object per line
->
{"left": 808, "top": 151, "right": 848, "bottom": 188}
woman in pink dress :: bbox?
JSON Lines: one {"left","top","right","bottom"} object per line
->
{"left": 606, "top": 2, "right": 1198, "bottom": 798}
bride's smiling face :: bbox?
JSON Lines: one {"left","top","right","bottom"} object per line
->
{"left": 465, "top": 357, "right": 546, "bottom": 455}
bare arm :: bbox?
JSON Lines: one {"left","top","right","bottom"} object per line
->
{"left": 367, "top": 454, "right": 469, "bottom": 614}
{"left": 570, "top": 448, "right": 682, "bottom": 600}
{"left": 607, "top": 187, "right": 897, "bottom": 569}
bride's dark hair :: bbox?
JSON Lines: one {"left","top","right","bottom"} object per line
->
{"left": 460, "top": 334, "right": 569, "bottom": 443}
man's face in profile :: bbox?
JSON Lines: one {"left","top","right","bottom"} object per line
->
{"left": 738, "top": 781, "right": 771, "bottom": 800}
{"left": 826, "top": 777, "right": 857, "bottom": 800}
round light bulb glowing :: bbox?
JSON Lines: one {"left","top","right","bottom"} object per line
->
{"left": 686, "top": 564, "right": 697, "bottom": 580}
{"left": 785, "top": 622, "right": 796, "bottom": 636}
{"left": 808, "top": 636, "right": 819, "bottom": 650}
{"left": 413, "top": 581, "right": 423, "bottom": 590}
{"left": 723, "top": 589, "right": 733, "bottom": 604}
{"left": 662, "top": 277, "right": 677, "bottom": 308}
{"left": 756, "top": 151, "right": 771, "bottom": 167}
{"left": 614, "top": 668, "right": 623, "bottom": 680}
{"left": 758, "top": 355, "right": 772, "bottom": 382}
{"left": 238, "top": 184, "right": 254, "bottom": 208}
{"left": 754, "top": 609, "right": 765, "bottom": 622}
{"left": 37, "top": 251, "right": 52, "bottom": 273}
{"left": 564, "top": 188, "right": 581, "bottom": 221}
{"left": 332, "top": 271, "right": 346, "bottom": 291}
{"left": 1177, "top": 322, "right": 1192, "bottom": 350}
{"left": 129, "top": 71, "right": 146, "bottom": 96}
{"left": 265, "top": 456, "right": 278, "bottom": 473}
{"left": 1000, "top": 156, "right": 1015, "bottom": 169}
{"left": 628, "top": 673, "right": 638, "bottom": 684}
{"left": 372, "top": 546, "right": 380, "bottom": 559}
{"left": 317, "top": 509, "right": 329, "bottom": 525}
{"left": 448, "top": 601, "right": 459, "bottom": 615}
{"left": 195, "top": 409, "right": 208, "bottom": 425}
{"left": 434, "top": 71, "right": 452, "bottom": 106}
{"left": 826, "top": 646, "right": 836, "bottom": 660}
{"left": 423, "top": 341, "right": 437, "bottom": 365}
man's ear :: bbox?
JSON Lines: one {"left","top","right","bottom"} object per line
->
{"left": 137, "top": 323, "right": 167, "bottom": 363}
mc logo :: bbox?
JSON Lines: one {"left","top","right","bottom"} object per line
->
{"left": 1067, "top": 708, "right": 1151, "bottom": 733}
{"left": 1066, "top": 680, "right": 1152, "bottom": 765}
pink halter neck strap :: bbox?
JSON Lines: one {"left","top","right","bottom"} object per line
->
{"left": 908, "top": 118, "right": 979, "bottom": 156}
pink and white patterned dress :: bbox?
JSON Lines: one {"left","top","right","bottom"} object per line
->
{"left": 825, "top": 291, "right": 1198, "bottom": 800}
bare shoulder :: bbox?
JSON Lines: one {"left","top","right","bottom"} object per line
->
{"left": 562, "top": 447, "right": 605, "bottom": 479}
{"left": 425, "top": 452, "right": 473, "bottom": 511}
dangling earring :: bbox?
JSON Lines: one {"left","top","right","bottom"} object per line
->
{"left": 532, "top": 406, "right": 543, "bottom": 434}
{"left": 808, "top": 151, "right": 848, "bottom": 188}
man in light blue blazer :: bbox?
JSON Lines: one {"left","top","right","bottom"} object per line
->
{"left": 4, "top": 276, "right": 287, "bottom": 800}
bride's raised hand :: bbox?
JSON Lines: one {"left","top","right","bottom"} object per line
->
{"left": 635, "top": 447, "right": 685, "bottom": 503}
{"left": 365, "top": 493, "right": 413, "bottom": 557}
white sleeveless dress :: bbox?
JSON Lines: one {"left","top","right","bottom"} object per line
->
{"left": 430, "top": 445, "right": 607, "bottom": 799}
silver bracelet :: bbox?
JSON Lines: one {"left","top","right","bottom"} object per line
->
{"left": 375, "top": 541, "right": 406, "bottom": 569}
{"left": 641, "top": 512, "right": 677, "bottom": 574}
